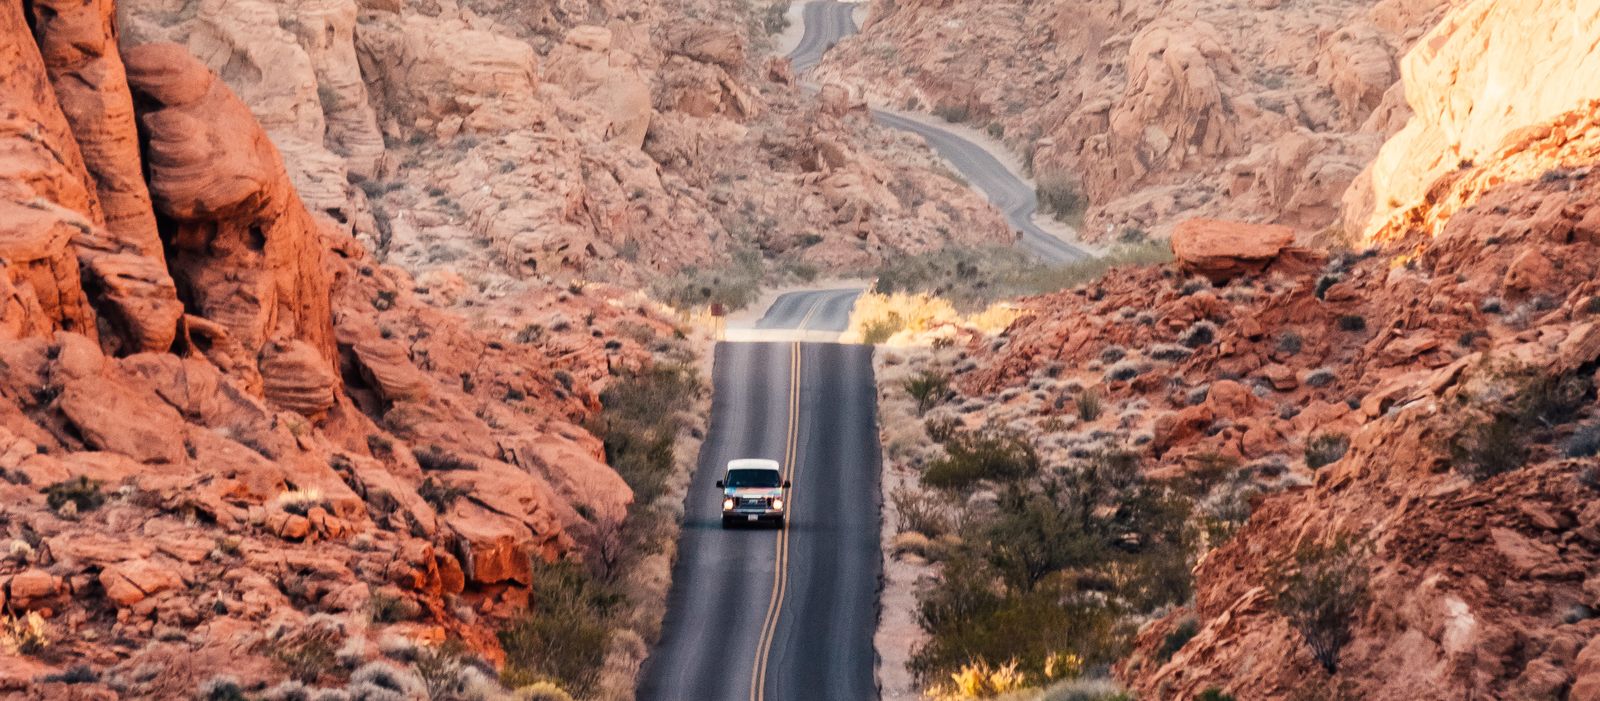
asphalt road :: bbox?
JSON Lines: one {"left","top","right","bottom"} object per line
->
{"left": 788, "top": 1, "right": 1090, "bottom": 263}
{"left": 754, "top": 288, "right": 862, "bottom": 332}
{"left": 638, "top": 299, "right": 881, "bottom": 700}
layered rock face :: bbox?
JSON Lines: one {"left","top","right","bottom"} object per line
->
{"left": 1, "top": 3, "right": 672, "bottom": 693}
{"left": 816, "top": 0, "right": 1457, "bottom": 240}
{"left": 115, "top": 0, "right": 1009, "bottom": 297}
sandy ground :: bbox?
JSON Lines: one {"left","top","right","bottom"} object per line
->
{"left": 872, "top": 349, "right": 935, "bottom": 701}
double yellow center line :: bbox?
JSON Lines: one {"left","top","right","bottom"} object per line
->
{"left": 749, "top": 341, "right": 802, "bottom": 701}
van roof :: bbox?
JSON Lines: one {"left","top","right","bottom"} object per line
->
{"left": 726, "top": 458, "right": 781, "bottom": 472}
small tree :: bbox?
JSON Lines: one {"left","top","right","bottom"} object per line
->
{"left": 1273, "top": 538, "right": 1368, "bottom": 674}
{"left": 903, "top": 370, "right": 952, "bottom": 416}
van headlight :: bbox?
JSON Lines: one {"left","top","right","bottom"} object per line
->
{"left": 722, "top": 498, "right": 736, "bottom": 511}
{"left": 771, "top": 498, "right": 784, "bottom": 511}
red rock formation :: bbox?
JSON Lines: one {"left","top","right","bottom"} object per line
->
{"left": 125, "top": 42, "right": 337, "bottom": 401}
{"left": 954, "top": 107, "right": 1600, "bottom": 698}
{"left": 0, "top": 10, "right": 677, "bottom": 695}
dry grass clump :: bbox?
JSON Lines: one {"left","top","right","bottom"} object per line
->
{"left": 846, "top": 291, "right": 1018, "bottom": 345}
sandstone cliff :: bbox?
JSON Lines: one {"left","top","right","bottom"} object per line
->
{"left": 1, "top": 3, "right": 679, "bottom": 694}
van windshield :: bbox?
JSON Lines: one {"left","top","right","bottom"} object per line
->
{"left": 725, "top": 469, "right": 781, "bottom": 488}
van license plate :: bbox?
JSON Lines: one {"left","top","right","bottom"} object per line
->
{"left": 747, "top": 515, "right": 758, "bottom": 522}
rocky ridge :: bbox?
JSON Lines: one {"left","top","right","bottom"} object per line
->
{"left": 814, "top": 0, "right": 1459, "bottom": 242}
{"left": 864, "top": 0, "right": 1600, "bottom": 697}
{"left": 115, "top": 0, "right": 1011, "bottom": 304}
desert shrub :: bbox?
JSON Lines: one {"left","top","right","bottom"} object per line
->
{"left": 415, "top": 447, "right": 476, "bottom": 471}
{"left": 264, "top": 622, "right": 345, "bottom": 683}
{"left": 41, "top": 665, "right": 97, "bottom": 685}
{"left": 1076, "top": 389, "right": 1103, "bottom": 422}
{"left": 2, "top": 612, "right": 50, "bottom": 655}
{"left": 1180, "top": 321, "right": 1217, "bottom": 349}
{"left": 1335, "top": 315, "right": 1366, "bottom": 332}
{"left": 350, "top": 661, "right": 425, "bottom": 697}
{"left": 1585, "top": 296, "right": 1600, "bottom": 314}
{"left": 418, "top": 477, "right": 469, "bottom": 512}
{"left": 498, "top": 560, "right": 615, "bottom": 695}
{"left": 760, "top": 2, "right": 790, "bottom": 33}
{"left": 368, "top": 591, "right": 422, "bottom": 624}
{"left": 905, "top": 371, "right": 953, "bottom": 415}
{"left": 923, "top": 429, "right": 1039, "bottom": 490}
{"left": 1304, "top": 433, "right": 1350, "bottom": 470}
{"left": 1157, "top": 618, "right": 1199, "bottom": 662}
{"left": 1104, "top": 361, "right": 1143, "bottom": 383}
{"left": 589, "top": 363, "right": 701, "bottom": 504}
{"left": 410, "top": 639, "right": 476, "bottom": 700}
{"left": 1507, "top": 366, "right": 1592, "bottom": 428}
{"left": 516, "top": 681, "right": 575, "bottom": 701}
{"left": 1036, "top": 173, "right": 1087, "bottom": 225}
{"left": 1565, "top": 423, "right": 1600, "bottom": 458}
{"left": 196, "top": 677, "right": 249, "bottom": 701}
{"left": 651, "top": 249, "right": 763, "bottom": 312}
{"left": 1276, "top": 331, "right": 1303, "bottom": 356}
{"left": 861, "top": 313, "right": 905, "bottom": 345}
{"left": 1099, "top": 345, "right": 1127, "bottom": 364}
{"left": 1271, "top": 538, "right": 1368, "bottom": 674}
{"left": 1196, "top": 689, "right": 1237, "bottom": 701}
{"left": 1178, "top": 277, "right": 1211, "bottom": 296}
{"left": 1450, "top": 412, "right": 1528, "bottom": 480}
{"left": 1149, "top": 344, "right": 1193, "bottom": 362}
{"left": 911, "top": 568, "right": 1125, "bottom": 688}
{"left": 43, "top": 476, "right": 105, "bottom": 513}
{"left": 1036, "top": 678, "right": 1134, "bottom": 701}
{"left": 926, "top": 415, "right": 961, "bottom": 444}
{"left": 934, "top": 104, "right": 972, "bottom": 123}
{"left": 1304, "top": 367, "right": 1336, "bottom": 388}
{"left": 1314, "top": 274, "right": 1340, "bottom": 300}
{"left": 892, "top": 486, "right": 953, "bottom": 536}
{"left": 927, "top": 659, "right": 1028, "bottom": 699}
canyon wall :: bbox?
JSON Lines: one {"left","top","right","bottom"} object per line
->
{"left": 1, "top": 0, "right": 679, "bottom": 692}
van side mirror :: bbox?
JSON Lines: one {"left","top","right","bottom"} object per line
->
{"left": 715, "top": 480, "right": 725, "bottom": 489}
{"left": 783, "top": 480, "right": 792, "bottom": 489}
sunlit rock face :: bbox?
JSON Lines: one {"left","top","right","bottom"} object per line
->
{"left": 815, "top": 0, "right": 1458, "bottom": 240}
{"left": 1345, "top": 0, "right": 1600, "bottom": 245}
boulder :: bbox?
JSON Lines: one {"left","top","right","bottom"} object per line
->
{"left": 1170, "top": 219, "right": 1297, "bottom": 283}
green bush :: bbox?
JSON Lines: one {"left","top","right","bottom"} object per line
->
{"left": 499, "top": 560, "right": 616, "bottom": 695}
{"left": 418, "top": 477, "right": 469, "bottom": 512}
{"left": 903, "top": 370, "right": 952, "bottom": 415}
{"left": 861, "top": 313, "right": 904, "bottom": 345}
{"left": 589, "top": 364, "right": 702, "bottom": 504}
{"left": 1272, "top": 538, "right": 1368, "bottom": 674}
{"left": 1158, "top": 617, "right": 1199, "bottom": 662}
{"left": 42, "top": 476, "right": 105, "bottom": 513}
{"left": 1196, "top": 688, "right": 1237, "bottom": 701}
{"left": 760, "top": 1, "right": 790, "bottom": 34}
{"left": 1304, "top": 433, "right": 1350, "bottom": 470}
{"left": 891, "top": 486, "right": 952, "bottom": 537}
{"left": 922, "top": 429, "right": 1039, "bottom": 490}
{"left": 867, "top": 244, "right": 1172, "bottom": 311}
{"left": 1036, "top": 173, "right": 1087, "bottom": 226}
{"left": 1076, "top": 389, "right": 1103, "bottom": 422}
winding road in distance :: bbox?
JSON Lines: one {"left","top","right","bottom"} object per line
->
{"left": 789, "top": 1, "right": 1090, "bottom": 263}
{"left": 637, "top": 288, "right": 880, "bottom": 701}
